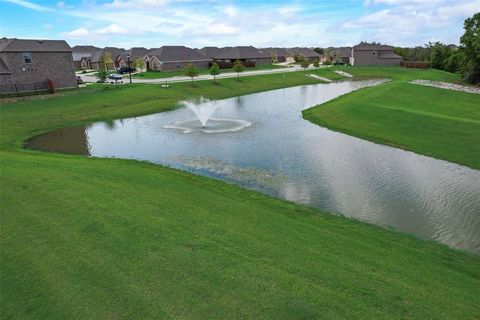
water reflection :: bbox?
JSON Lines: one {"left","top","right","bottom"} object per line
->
{"left": 27, "top": 80, "right": 480, "bottom": 254}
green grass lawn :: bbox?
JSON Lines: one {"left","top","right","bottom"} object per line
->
{"left": 132, "top": 64, "right": 287, "bottom": 79}
{"left": 1, "top": 68, "right": 479, "bottom": 319}
{"left": 303, "top": 67, "right": 480, "bottom": 169}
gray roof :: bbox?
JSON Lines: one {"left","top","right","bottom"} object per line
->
{"left": 0, "top": 56, "right": 11, "bottom": 74}
{"left": 0, "top": 38, "right": 72, "bottom": 52}
{"left": 262, "top": 47, "right": 288, "bottom": 57}
{"left": 91, "top": 47, "right": 125, "bottom": 63}
{"left": 214, "top": 46, "right": 270, "bottom": 60}
{"left": 333, "top": 47, "right": 352, "bottom": 58}
{"left": 287, "top": 47, "right": 320, "bottom": 58}
{"left": 72, "top": 45, "right": 101, "bottom": 53}
{"left": 119, "top": 47, "right": 151, "bottom": 61}
{"left": 72, "top": 52, "right": 92, "bottom": 61}
{"left": 150, "top": 46, "right": 210, "bottom": 62}
{"left": 197, "top": 46, "right": 224, "bottom": 59}
{"left": 353, "top": 44, "right": 394, "bottom": 50}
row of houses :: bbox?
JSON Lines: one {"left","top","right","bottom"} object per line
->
{"left": 72, "top": 45, "right": 323, "bottom": 72}
{"left": 327, "top": 45, "right": 403, "bottom": 66}
{"left": 1, "top": 37, "right": 404, "bottom": 94}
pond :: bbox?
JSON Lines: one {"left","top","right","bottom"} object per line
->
{"left": 27, "top": 80, "right": 480, "bottom": 254}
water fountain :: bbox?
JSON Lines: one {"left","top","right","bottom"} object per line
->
{"left": 164, "top": 98, "right": 252, "bottom": 133}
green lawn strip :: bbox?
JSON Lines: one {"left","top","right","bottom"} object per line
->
{"left": 303, "top": 75, "right": 480, "bottom": 169}
{"left": 132, "top": 64, "right": 287, "bottom": 79}
{"left": 1, "top": 67, "right": 480, "bottom": 319}
{"left": 1, "top": 152, "right": 479, "bottom": 319}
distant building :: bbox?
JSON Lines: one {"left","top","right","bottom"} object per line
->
{"left": 214, "top": 46, "right": 271, "bottom": 66}
{"left": 0, "top": 38, "right": 77, "bottom": 94}
{"left": 145, "top": 46, "right": 211, "bottom": 71}
{"left": 286, "top": 47, "right": 321, "bottom": 63}
{"left": 72, "top": 45, "right": 101, "bottom": 70}
{"left": 262, "top": 48, "right": 287, "bottom": 63}
{"left": 351, "top": 45, "right": 403, "bottom": 66}
{"left": 196, "top": 47, "right": 227, "bottom": 60}
{"left": 89, "top": 47, "right": 125, "bottom": 70}
{"left": 332, "top": 47, "right": 352, "bottom": 64}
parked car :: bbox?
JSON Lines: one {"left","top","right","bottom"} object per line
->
{"left": 108, "top": 74, "right": 123, "bottom": 81}
{"left": 76, "top": 76, "right": 84, "bottom": 84}
{"left": 118, "top": 67, "right": 135, "bottom": 74}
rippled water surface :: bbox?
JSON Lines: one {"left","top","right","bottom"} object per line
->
{"left": 28, "top": 80, "right": 480, "bottom": 254}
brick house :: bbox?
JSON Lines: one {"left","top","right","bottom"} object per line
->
{"left": 89, "top": 47, "right": 125, "bottom": 70}
{"left": 350, "top": 45, "right": 403, "bottom": 66}
{"left": 286, "top": 47, "right": 321, "bottom": 63}
{"left": 214, "top": 46, "right": 271, "bottom": 66}
{"left": 262, "top": 48, "right": 287, "bottom": 63}
{"left": 72, "top": 45, "right": 101, "bottom": 70}
{"left": 0, "top": 38, "right": 77, "bottom": 94}
{"left": 145, "top": 46, "right": 211, "bottom": 71}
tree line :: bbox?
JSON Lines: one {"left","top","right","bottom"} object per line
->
{"left": 394, "top": 12, "right": 479, "bottom": 84}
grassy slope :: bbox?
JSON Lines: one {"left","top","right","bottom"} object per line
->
{"left": 303, "top": 67, "right": 480, "bottom": 169}
{"left": 1, "top": 68, "right": 479, "bottom": 319}
{"left": 132, "top": 64, "right": 287, "bottom": 79}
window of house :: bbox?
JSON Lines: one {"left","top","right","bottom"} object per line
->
{"left": 23, "top": 52, "right": 32, "bottom": 63}
{"left": 372, "top": 51, "right": 376, "bottom": 55}
{"left": 176, "top": 62, "right": 180, "bottom": 68}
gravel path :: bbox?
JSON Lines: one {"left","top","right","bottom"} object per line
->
{"left": 410, "top": 79, "right": 480, "bottom": 94}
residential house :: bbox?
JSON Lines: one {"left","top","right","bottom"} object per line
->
{"left": 262, "top": 48, "right": 287, "bottom": 63}
{"left": 72, "top": 45, "right": 101, "bottom": 70}
{"left": 196, "top": 46, "right": 226, "bottom": 60}
{"left": 286, "top": 47, "right": 320, "bottom": 63}
{"left": 214, "top": 46, "right": 271, "bottom": 67}
{"left": 0, "top": 38, "right": 77, "bottom": 94}
{"left": 117, "top": 47, "right": 150, "bottom": 70}
{"left": 350, "top": 45, "right": 403, "bottom": 66}
{"left": 89, "top": 47, "right": 125, "bottom": 70}
{"left": 331, "top": 47, "right": 352, "bottom": 64}
{"left": 145, "top": 46, "right": 211, "bottom": 71}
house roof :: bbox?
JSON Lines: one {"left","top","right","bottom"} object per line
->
{"left": 262, "top": 47, "right": 288, "bottom": 57}
{"left": 333, "top": 47, "right": 352, "bottom": 58}
{"left": 0, "top": 38, "right": 72, "bottom": 52}
{"left": 72, "top": 52, "right": 93, "bottom": 61}
{"left": 0, "top": 56, "right": 11, "bottom": 74}
{"left": 119, "top": 47, "right": 151, "bottom": 61}
{"left": 287, "top": 47, "right": 320, "bottom": 58}
{"left": 214, "top": 46, "right": 270, "bottom": 60}
{"left": 150, "top": 46, "right": 210, "bottom": 62}
{"left": 353, "top": 44, "right": 394, "bottom": 51}
{"left": 197, "top": 47, "right": 225, "bottom": 58}
{"left": 91, "top": 47, "right": 125, "bottom": 63}
{"left": 72, "top": 45, "right": 101, "bottom": 53}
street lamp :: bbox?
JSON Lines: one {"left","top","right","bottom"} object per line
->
{"left": 127, "top": 54, "right": 132, "bottom": 84}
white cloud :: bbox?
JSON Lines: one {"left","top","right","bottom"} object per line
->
{"left": 3, "top": 0, "right": 53, "bottom": 12}
{"left": 63, "top": 27, "right": 90, "bottom": 38}
{"left": 104, "top": 0, "right": 169, "bottom": 9}
{"left": 95, "top": 24, "right": 128, "bottom": 35}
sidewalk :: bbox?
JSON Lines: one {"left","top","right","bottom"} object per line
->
{"left": 80, "top": 65, "right": 329, "bottom": 85}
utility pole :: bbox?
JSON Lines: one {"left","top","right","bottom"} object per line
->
{"left": 127, "top": 54, "right": 132, "bottom": 84}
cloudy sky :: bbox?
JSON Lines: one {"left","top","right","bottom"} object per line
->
{"left": 1, "top": 0, "right": 479, "bottom": 49}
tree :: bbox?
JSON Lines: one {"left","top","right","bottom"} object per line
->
{"left": 460, "top": 12, "right": 480, "bottom": 84}
{"left": 300, "top": 59, "right": 310, "bottom": 71}
{"left": 209, "top": 62, "right": 220, "bottom": 83}
{"left": 428, "top": 42, "right": 450, "bottom": 69}
{"left": 97, "top": 70, "right": 108, "bottom": 82}
{"left": 232, "top": 60, "right": 244, "bottom": 80}
{"left": 184, "top": 63, "right": 199, "bottom": 86}
{"left": 314, "top": 47, "right": 324, "bottom": 55}
{"left": 312, "top": 59, "right": 320, "bottom": 68}
{"left": 444, "top": 49, "right": 465, "bottom": 73}
{"left": 293, "top": 54, "right": 304, "bottom": 63}
{"left": 133, "top": 57, "right": 145, "bottom": 70}
{"left": 100, "top": 52, "right": 113, "bottom": 70}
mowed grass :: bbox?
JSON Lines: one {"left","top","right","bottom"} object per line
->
{"left": 1, "top": 68, "right": 479, "bottom": 319}
{"left": 132, "top": 64, "right": 287, "bottom": 79}
{"left": 303, "top": 67, "right": 480, "bottom": 169}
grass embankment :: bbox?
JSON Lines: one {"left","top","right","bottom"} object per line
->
{"left": 303, "top": 67, "right": 480, "bottom": 169}
{"left": 1, "top": 68, "right": 479, "bottom": 319}
{"left": 132, "top": 64, "right": 287, "bottom": 79}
